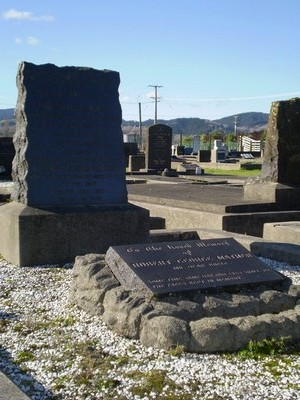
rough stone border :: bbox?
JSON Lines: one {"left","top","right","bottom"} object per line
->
{"left": 69, "top": 254, "right": 300, "bottom": 353}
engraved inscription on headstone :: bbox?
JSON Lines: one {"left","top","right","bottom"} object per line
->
{"left": 105, "top": 238, "right": 285, "bottom": 295}
{"left": 12, "top": 62, "right": 127, "bottom": 207}
{"left": 145, "top": 124, "right": 172, "bottom": 172}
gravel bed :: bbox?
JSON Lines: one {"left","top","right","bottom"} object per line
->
{"left": 0, "top": 257, "right": 299, "bottom": 400}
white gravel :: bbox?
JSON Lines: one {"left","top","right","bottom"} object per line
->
{"left": 0, "top": 257, "right": 299, "bottom": 400}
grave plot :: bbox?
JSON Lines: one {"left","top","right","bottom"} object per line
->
{"left": 69, "top": 239, "right": 300, "bottom": 353}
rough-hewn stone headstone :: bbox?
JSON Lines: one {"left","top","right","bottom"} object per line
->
{"left": 12, "top": 62, "right": 127, "bottom": 207}
{"left": 259, "top": 98, "right": 300, "bottom": 185}
{"left": 145, "top": 124, "right": 172, "bottom": 172}
{"left": 244, "top": 98, "right": 300, "bottom": 205}
{"left": 105, "top": 238, "right": 285, "bottom": 295}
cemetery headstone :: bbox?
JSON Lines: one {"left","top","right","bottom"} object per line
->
{"left": 12, "top": 62, "right": 127, "bottom": 207}
{"left": 0, "top": 62, "right": 149, "bottom": 266}
{"left": 105, "top": 238, "right": 285, "bottom": 295}
{"left": 197, "top": 150, "right": 211, "bottom": 162}
{"left": 128, "top": 154, "right": 145, "bottom": 172}
{"left": 0, "top": 137, "right": 15, "bottom": 176}
{"left": 244, "top": 98, "right": 300, "bottom": 207}
{"left": 145, "top": 124, "right": 172, "bottom": 173}
{"left": 124, "top": 142, "right": 138, "bottom": 167}
{"left": 210, "top": 148, "right": 227, "bottom": 163}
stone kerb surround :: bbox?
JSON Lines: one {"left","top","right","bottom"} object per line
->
{"left": 69, "top": 253, "right": 300, "bottom": 353}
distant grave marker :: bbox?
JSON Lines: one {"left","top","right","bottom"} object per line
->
{"left": 105, "top": 238, "right": 285, "bottom": 295}
{"left": 145, "top": 124, "right": 172, "bottom": 173}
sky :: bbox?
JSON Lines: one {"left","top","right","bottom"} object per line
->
{"left": 1, "top": 0, "right": 300, "bottom": 122}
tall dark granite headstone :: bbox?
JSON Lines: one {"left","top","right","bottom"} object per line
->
{"left": 12, "top": 62, "right": 127, "bottom": 207}
{"left": 244, "top": 98, "right": 300, "bottom": 208}
{"left": 145, "top": 124, "right": 172, "bottom": 173}
{"left": 0, "top": 62, "right": 149, "bottom": 266}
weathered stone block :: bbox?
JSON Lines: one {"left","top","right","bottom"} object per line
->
{"left": 189, "top": 317, "right": 239, "bottom": 352}
{"left": 69, "top": 254, "right": 119, "bottom": 315}
{"left": 0, "top": 202, "right": 149, "bottom": 267}
{"left": 102, "top": 287, "right": 153, "bottom": 339}
{"left": 140, "top": 316, "right": 190, "bottom": 349}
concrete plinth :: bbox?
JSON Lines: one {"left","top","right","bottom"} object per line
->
{"left": 0, "top": 202, "right": 149, "bottom": 267}
{"left": 244, "top": 182, "right": 300, "bottom": 209}
{"left": 263, "top": 221, "right": 300, "bottom": 245}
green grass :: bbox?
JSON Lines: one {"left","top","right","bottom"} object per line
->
{"left": 15, "top": 350, "right": 36, "bottom": 364}
{"left": 204, "top": 168, "right": 261, "bottom": 177}
{"left": 167, "top": 344, "right": 186, "bottom": 357}
{"left": 236, "top": 337, "right": 300, "bottom": 360}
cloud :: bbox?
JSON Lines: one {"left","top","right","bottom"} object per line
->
{"left": 145, "top": 91, "right": 155, "bottom": 99}
{"left": 119, "top": 95, "right": 131, "bottom": 103}
{"left": 2, "top": 8, "right": 54, "bottom": 22}
{"left": 27, "top": 36, "right": 39, "bottom": 45}
{"left": 14, "top": 36, "right": 40, "bottom": 46}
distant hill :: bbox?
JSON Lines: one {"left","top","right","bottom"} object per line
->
{"left": 0, "top": 108, "right": 14, "bottom": 121}
{"left": 213, "top": 112, "right": 269, "bottom": 132}
{"left": 0, "top": 108, "right": 15, "bottom": 136}
{"left": 122, "top": 112, "right": 269, "bottom": 135}
{"left": 0, "top": 108, "right": 269, "bottom": 137}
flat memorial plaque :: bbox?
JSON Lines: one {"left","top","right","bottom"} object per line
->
{"left": 105, "top": 238, "right": 286, "bottom": 295}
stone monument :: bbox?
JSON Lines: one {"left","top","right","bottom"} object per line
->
{"left": 0, "top": 62, "right": 149, "bottom": 266}
{"left": 244, "top": 98, "right": 300, "bottom": 208}
{"left": 145, "top": 124, "right": 172, "bottom": 173}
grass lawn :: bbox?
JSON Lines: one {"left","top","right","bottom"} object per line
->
{"left": 204, "top": 168, "right": 261, "bottom": 177}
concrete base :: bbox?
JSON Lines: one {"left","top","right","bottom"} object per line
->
{"left": 0, "top": 371, "right": 30, "bottom": 400}
{"left": 128, "top": 154, "right": 145, "bottom": 172}
{"left": 0, "top": 202, "right": 149, "bottom": 267}
{"left": 244, "top": 182, "right": 300, "bottom": 209}
{"left": 149, "top": 228, "right": 300, "bottom": 265}
{"left": 263, "top": 221, "right": 300, "bottom": 245}
{"left": 130, "top": 199, "right": 300, "bottom": 237}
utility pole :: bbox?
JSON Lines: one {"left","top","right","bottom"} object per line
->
{"left": 138, "top": 102, "right": 142, "bottom": 149}
{"left": 233, "top": 116, "right": 238, "bottom": 137}
{"left": 149, "top": 84, "right": 162, "bottom": 124}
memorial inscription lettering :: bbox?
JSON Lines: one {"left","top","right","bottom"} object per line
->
{"left": 105, "top": 238, "right": 285, "bottom": 294}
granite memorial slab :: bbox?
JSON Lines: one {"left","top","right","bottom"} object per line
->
{"left": 105, "top": 238, "right": 285, "bottom": 295}
{"left": 145, "top": 124, "right": 172, "bottom": 173}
